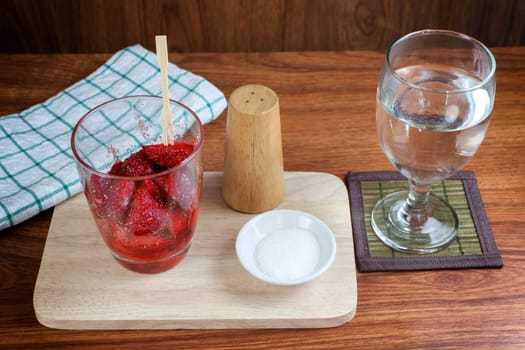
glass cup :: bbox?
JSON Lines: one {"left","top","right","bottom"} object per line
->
{"left": 71, "top": 95, "right": 203, "bottom": 273}
{"left": 371, "top": 30, "right": 496, "bottom": 254}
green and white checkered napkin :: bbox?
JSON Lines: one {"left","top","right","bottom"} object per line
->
{"left": 0, "top": 44, "right": 227, "bottom": 230}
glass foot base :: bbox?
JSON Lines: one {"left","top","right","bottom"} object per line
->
{"left": 371, "top": 190, "right": 458, "bottom": 254}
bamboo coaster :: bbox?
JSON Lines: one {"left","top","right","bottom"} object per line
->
{"left": 347, "top": 171, "right": 503, "bottom": 272}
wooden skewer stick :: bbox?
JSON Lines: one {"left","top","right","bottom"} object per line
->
{"left": 155, "top": 35, "right": 174, "bottom": 146}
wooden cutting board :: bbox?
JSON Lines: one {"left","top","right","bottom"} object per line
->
{"left": 33, "top": 171, "right": 357, "bottom": 329}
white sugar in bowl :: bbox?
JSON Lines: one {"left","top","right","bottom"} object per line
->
{"left": 235, "top": 209, "right": 336, "bottom": 286}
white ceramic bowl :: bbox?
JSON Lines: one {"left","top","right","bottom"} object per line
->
{"left": 235, "top": 209, "right": 336, "bottom": 286}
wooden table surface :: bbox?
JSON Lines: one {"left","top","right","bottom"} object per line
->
{"left": 1, "top": 48, "right": 524, "bottom": 349}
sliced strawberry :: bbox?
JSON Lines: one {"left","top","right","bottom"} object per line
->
{"left": 127, "top": 183, "right": 167, "bottom": 235}
{"left": 153, "top": 174, "right": 171, "bottom": 199}
{"left": 169, "top": 207, "right": 197, "bottom": 253}
{"left": 153, "top": 167, "right": 199, "bottom": 210}
{"left": 168, "top": 207, "right": 189, "bottom": 236}
{"left": 87, "top": 174, "right": 134, "bottom": 222}
{"left": 108, "top": 159, "right": 124, "bottom": 175}
{"left": 119, "top": 149, "right": 158, "bottom": 177}
{"left": 142, "top": 142, "right": 194, "bottom": 169}
{"left": 106, "top": 179, "right": 135, "bottom": 223}
{"left": 141, "top": 178, "right": 161, "bottom": 198}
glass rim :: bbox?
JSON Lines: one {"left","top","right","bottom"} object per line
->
{"left": 70, "top": 95, "right": 204, "bottom": 180}
{"left": 385, "top": 29, "right": 497, "bottom": 94}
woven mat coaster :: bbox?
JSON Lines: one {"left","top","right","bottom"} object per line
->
{"left": 347, "top": 171, "right": 503, "bottom": 272}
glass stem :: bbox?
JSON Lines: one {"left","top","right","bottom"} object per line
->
{"left": 399, "top": 181, "right": 432, "bottom": 229}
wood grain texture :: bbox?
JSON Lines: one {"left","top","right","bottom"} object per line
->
{"left": 1, "top": 0, "right": 524, "bottom": 53}
{"left": 34, "top": 171, "right": 356, "bottom": 329}
{"left": 223, "top": 85, "right": 285, "bottom": 213}
{"left": 0, "top": 48, "right": 525, "bottom": 348}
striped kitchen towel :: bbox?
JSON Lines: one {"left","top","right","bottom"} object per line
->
{"left": 0, "top": 44, "right": 227, "bottom": 230}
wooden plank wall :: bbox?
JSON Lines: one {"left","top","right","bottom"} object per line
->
{"left": 2, "top": 0, "right": 524, "bottom": 53}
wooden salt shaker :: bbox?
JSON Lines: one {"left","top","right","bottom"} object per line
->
{"left": 222, "top": 84, "right": 285, "bottom": 213}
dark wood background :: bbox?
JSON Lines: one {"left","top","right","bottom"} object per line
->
{"left": 2, "top": 0, "right": 524, "bottom": 53}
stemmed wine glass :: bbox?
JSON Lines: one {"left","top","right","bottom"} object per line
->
{"left": 371, "top": 29, "right": 496, "bottom": 254}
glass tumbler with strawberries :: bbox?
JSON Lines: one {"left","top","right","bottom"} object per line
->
{"left": 71, "top": 95, "right": 203, "bottom": 273}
